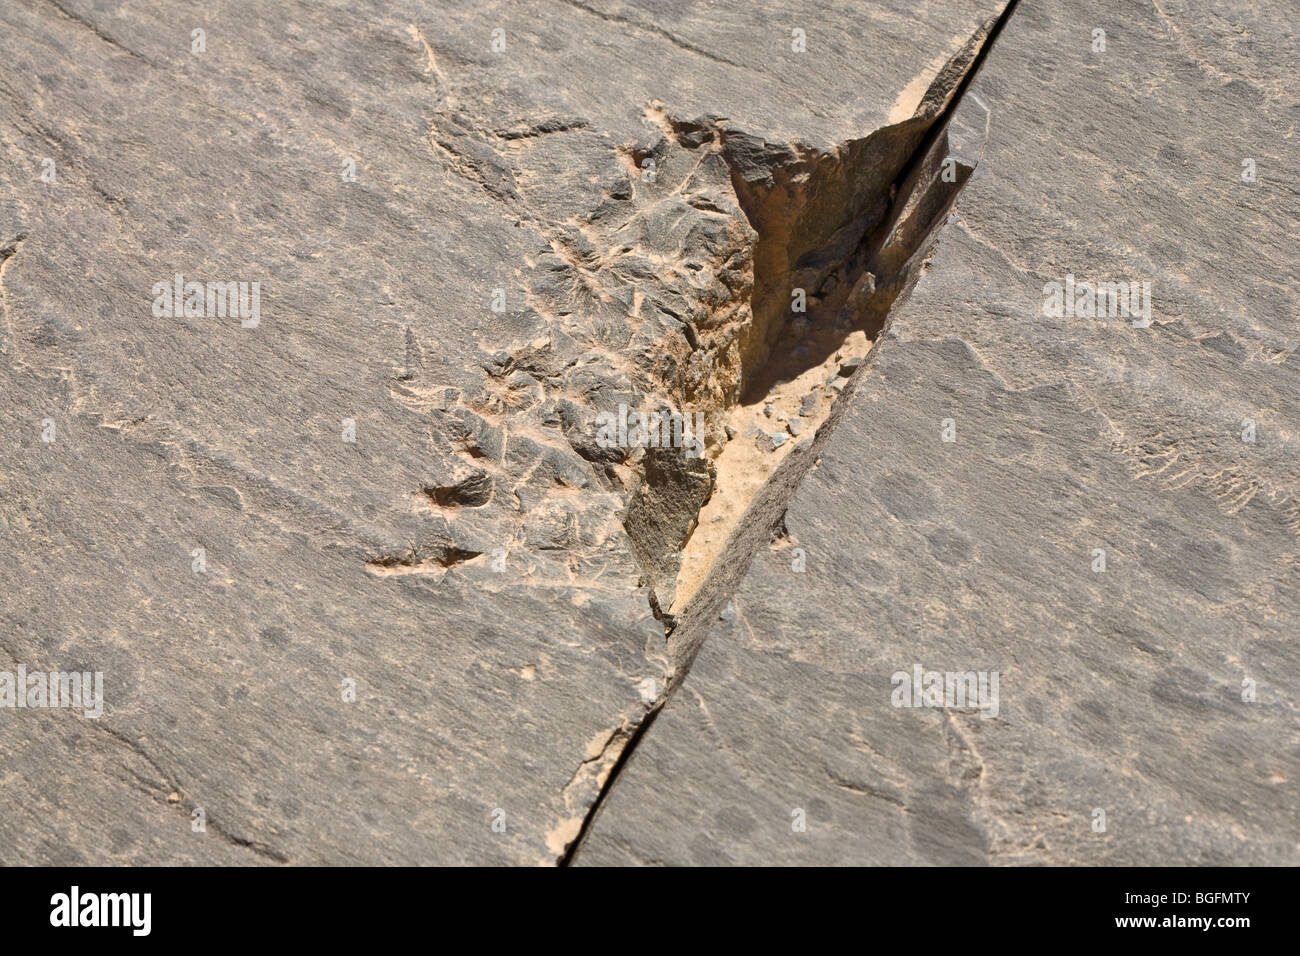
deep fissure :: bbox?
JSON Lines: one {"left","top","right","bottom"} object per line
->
{"left": 562, "top": 0, "right": 1019, "bottom": 865}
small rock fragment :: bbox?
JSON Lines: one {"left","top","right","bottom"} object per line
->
{"left": 787, "top": 418, "right": 803, "bottom": 436}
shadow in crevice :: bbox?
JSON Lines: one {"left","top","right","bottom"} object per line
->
{"left": 726, "top": 49, "right": 990, "bottom": 405}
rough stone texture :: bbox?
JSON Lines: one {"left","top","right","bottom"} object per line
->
{"left": 0, "top": 0, "right": 1010, "bottom": 864}
{"left": 578, "top": 0, "right": 1300, "bottom": 865}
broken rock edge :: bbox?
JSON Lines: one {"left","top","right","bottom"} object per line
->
{"left": 557, "top": 3, "right": 1018, "bottom": 864}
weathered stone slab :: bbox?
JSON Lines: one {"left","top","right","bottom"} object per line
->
{"left": 0, "top": 0, "right": 1007, "bottom": 863}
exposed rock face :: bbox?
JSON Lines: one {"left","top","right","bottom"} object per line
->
{"left": 0, "top": 0, "right": 1011, "bottom": 864}
{"left": 2, "top": 0, "right": 1294, "bottom": 868}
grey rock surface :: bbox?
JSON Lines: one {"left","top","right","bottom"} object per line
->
{"left": 0, "top": 0, "right": 1012, "bottom": 864}
{"left": 577, "top": 0, "right": 1300, "bottom": 865}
